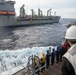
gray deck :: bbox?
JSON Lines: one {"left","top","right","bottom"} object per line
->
{"left": 13, "top": 62, "right": 62, "bottom": 75}
{"left": 40, "top": 62, "right": 62, "bottom": 75}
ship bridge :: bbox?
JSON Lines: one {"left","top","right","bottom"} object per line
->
{"left": 0, "top": 0, "right": 16, "bottom": 15}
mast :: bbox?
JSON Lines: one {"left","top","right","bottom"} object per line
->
{"left": 38, "top": 8, "right": 43, "bottom": 17}
{"left": 47, "top": 8, "right": 51, "bottom": 16}
{"left": 20, "top": 4, "right": 26, "bottom": 17}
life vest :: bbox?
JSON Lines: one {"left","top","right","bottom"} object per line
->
{"left": 41, "top": 56, "right": 46, "bottom": 63}
{"left": 41, "top": 52, "right": 46, "bottom": 63}
{"left": 63, "top": 44, "right": 76, "bottom": 74}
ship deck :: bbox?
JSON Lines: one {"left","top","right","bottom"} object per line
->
{"left": 13, "top": 62, "right": 62, "bottom": 75}
{"left": 40, "top": 62, "right": 62, "bottom": 75}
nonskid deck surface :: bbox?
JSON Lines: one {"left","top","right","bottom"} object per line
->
{"left": 40, "top": 62, "right": 62, "bottom": 75}
{"left": 13, "top": 62, "right": 62, "bottom": 75}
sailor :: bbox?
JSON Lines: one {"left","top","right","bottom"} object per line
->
{"left": 62, "top": 41, "right": 68, "bottom": 55}
{"left": 61, "top": 26, "right": 76, "bottom": 75}
{"left": 46, "top": 50, "right": 50, "bottom": 68}
{"left": 49, "top": 47, "right": 51, "bottom": 65}
{"left": 57, "top": 45, "right": 62, "bottom": 62}
{"left": 59, "top": 45, "right": 62, "bottom": 62}
{"left": 55, "top": 45, "right": 59, "bottom": 63}
{"left": 49, "top": 46, "right": 51, "bottom": 54}
{"left": 40, "top": 52, "right": 46, "bottom": 72}
{"left": 51, "top": 47, "right": 55, "bottom": 65}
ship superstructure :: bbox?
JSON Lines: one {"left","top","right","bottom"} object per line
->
{"left": 0, "top": 0, "right": 60, "bottom": 26}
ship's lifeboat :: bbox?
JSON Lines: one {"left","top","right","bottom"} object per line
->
{"left": 0, "top": 11, "right": 15, "bottom": 15}
{"left": 0, "top": 11, "right": 7, "bottom": 15}
{"left": 7, "top": 12, "right": 16, "bottom": 15}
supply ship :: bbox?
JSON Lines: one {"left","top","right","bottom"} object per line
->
{"left": 0, "top": 0, "right": 60, "bottom": 26}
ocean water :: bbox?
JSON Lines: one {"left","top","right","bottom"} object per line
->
{"left": 0, "top": 18, "right": 76, "bottom": 50}
{"left": 0, "top": 18, "right": 76, "bottom": 74}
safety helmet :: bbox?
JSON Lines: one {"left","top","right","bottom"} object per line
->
{"left": 47, "top": 50, "right": 49, "bottom": 53}
{"left": 65, "top": 26, "right": 76, "bottom": 39}
{"left": 49, "top": 46, "right": 51, "bottom": 49}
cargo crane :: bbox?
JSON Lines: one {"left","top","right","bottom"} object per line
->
{"left": 38, "top": 8, "right": 43, "bottom": 17}
{"left": 20, "top": 4, "right": 26, "bottom": 17}
{"left": 47, "top": 8, "right": 51, "bottom": 16}
{"left": 54, "top": 12, "right": 56, "bottom": 16}
{"left": 31, "top": 9, "right": 35, "bottom": 18}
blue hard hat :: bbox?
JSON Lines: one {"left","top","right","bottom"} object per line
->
{"left": 52, "top": 48, "right": 54, "bottom": 52}
{"left": 47, "top": 50, "right": 49, "bottom": 53}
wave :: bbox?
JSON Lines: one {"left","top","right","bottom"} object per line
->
{"left": 0, "top": 46, "right": 52, "bottom": 74}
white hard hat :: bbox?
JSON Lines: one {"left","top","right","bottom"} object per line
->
{"left": 65, "top": 26, "right": 76, "bottom": 39}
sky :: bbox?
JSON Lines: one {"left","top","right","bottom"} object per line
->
{"left": 14, "top": 0, "right": 76, "bottom": 18}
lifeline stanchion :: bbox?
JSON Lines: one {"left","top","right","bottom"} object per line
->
{"left": 27, "top": 55, "right": 40, "bottom": 75}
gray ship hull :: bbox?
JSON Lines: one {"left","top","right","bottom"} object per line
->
{"left": 0, "top": 16, "right": 60, "bottom": 26}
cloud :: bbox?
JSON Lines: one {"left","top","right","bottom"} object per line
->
{"left": 14, "top": 0, "right": 76, "bottom": 9}
{"left": 14, "top": 0, "right": 64, "bottom": 9}
{"left": 14, "top": 0, "right": 76, "bottom": 18}
{"left": 54, "top": 8, "right": 76, "bottom": 18}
